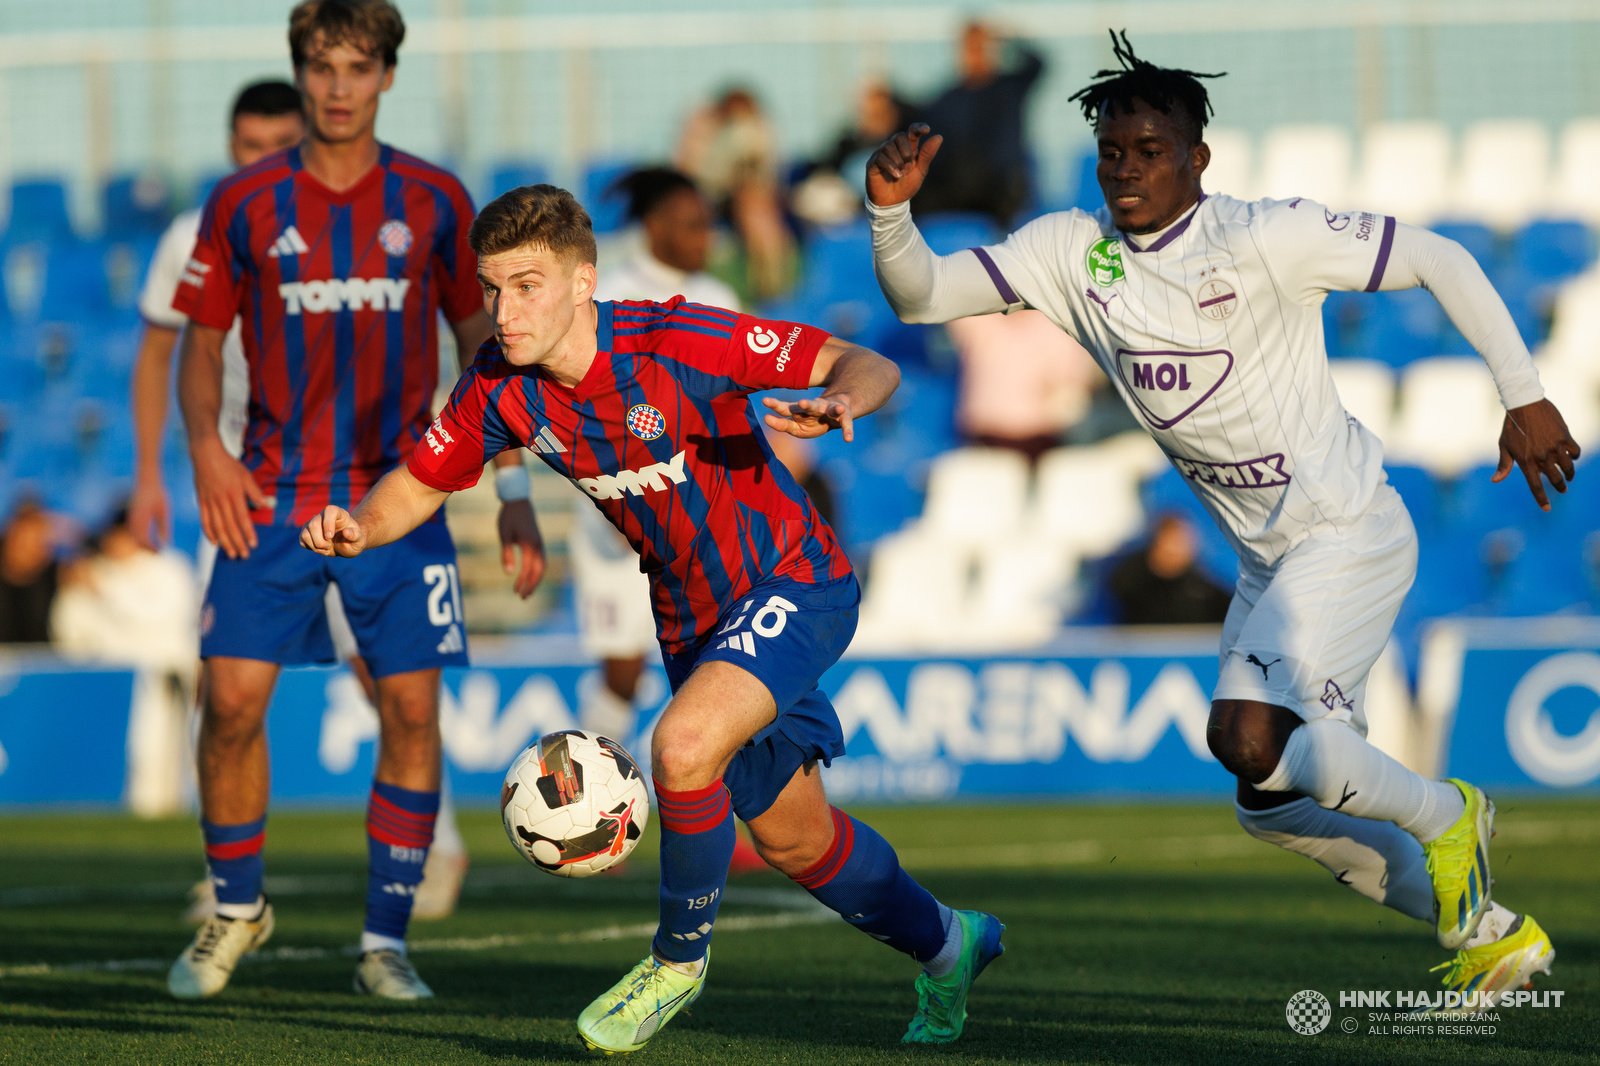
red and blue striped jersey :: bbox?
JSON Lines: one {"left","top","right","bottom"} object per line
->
{"left": 173, "top": 144, "right": 481, "bottom": 526}
{"left": 408, "top": 298, "right": 852, "bottom": 651}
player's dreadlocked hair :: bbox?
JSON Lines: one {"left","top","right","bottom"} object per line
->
{"left": 1069, "top": 30, "right": 1225, "bottom": 147}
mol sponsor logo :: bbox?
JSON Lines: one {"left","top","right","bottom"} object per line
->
{"left": 279, "top": 277, "right": 410, "bottom": 315}
{"left": 576, "top": 450, "right": 690, "bottom": 501}
{"left": 1115, "top": 347, "right": 1233, "bottom": 430}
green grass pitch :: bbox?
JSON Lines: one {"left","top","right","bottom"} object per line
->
{"left": 0, "top": 797, "right": 1594, "bottom": 1065}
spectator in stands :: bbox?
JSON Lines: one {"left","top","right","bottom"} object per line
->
{"left": 913, "top": 21, "right": 1045, "bottom": 227}
{"left": 1109, "top": 513, "right": 1233, "bottom": 625}
{"left": 52, "top": 505, "right": 199, "bottom": 816}
{"left": 675, "top": 86, "right": 794, "bottom": 301}
{"left": 947, "top": 310, "right": 1096, "bottom": 462}
{"left": 0, "top": 498, "right": 61, "bottom": 644}
{"left": 792, "top": 80, "right": 920, "bottom": 227}
{"left": 601, "top": 167, "right": 740, "bottom": 309}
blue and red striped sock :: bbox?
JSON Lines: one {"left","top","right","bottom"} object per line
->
{"left": 202, "top": 815, "right": 266, "bottom": 916}
{"left": 652, "top": 779, "right": 736, "bottom": 964}
{"left": 793, "top": 806, "right": 948, "bottom": 962}
{"left": 363, "top": 782, "right": 439, "bottom": 947}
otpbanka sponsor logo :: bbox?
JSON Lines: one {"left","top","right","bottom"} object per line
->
{"left": 748, "top": 324, "right": 805, "bottom": 373}
{"left": 1286, "top": 988, "right": 1566, "bottom": 1039}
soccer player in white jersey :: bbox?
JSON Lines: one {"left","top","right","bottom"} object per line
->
{"left": 867, "top": 33, "right": 1579, "bottom": 1000}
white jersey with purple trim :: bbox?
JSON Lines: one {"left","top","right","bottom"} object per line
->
{"left": 975, "top": 193, "right": 1397, "bottom": 570}
{"left": 139, "top": 208, "right": 249, "bottom": 458}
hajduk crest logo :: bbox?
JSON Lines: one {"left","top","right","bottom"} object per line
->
{"left": 1086, "top": 236, "right": 1125, "bottom": 287}
{"left": 378, "top": 219, "right": 413, "bottom": 257}
{"left": 626, "top": 404, "right": 666, "bottom": 441}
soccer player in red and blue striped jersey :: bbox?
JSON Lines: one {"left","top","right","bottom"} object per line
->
{"left": 300, "top": 185, "right": 1004, "bottom": 1052}
{"left": 168, "top": 0, "right": 543, "bottom": 1003}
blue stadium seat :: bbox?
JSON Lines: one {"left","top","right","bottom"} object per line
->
{"left": 1351, "top": 289, "right": 1445, "bottom": 367}
{"left": 1383, "top": 464, "right": 1439, "bottom": 536}
{"left": 4, "top": 180, "right": 73, "bottom": 245}
{"left": 918, "top": 212, "right": 999, "bottom": 256}
{"left": 1066, "top": 146, "right": 1100, "bottom": 212}
{"left": 1430, "top": 222, "right": 1498, "bottom": 272}
{"left": 102, "top": 174, "right": 173, "bottom": 239}
{"left": 1511, "top": 220, "right": 1597, "bottom": 287}
{"left": 487, "top": 162, "right": 550, "bottom": 202}
{"left": 581, "top": 160, "right": 639, "bottom": 234}
{"left": 1322, "top": 291, "right": 1364, "bottom": 360}
{"left": 39, "top": 240, "right": 113, "bottom": 321}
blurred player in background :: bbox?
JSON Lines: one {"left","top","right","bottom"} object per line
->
{"left": 301, "top": 185, "right": 1004, "bottom": 1053}
{"left": 869, "top": 31, "right": 1575, "bottom": 1002}
{"left": 583, "top": 166, "right": 767, "bottom": 874}
{"left": 166, "top": 0, "right": 541, "bottom": 1003}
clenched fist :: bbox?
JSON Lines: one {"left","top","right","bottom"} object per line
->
{"left": 301, "top": 505, "right": 367, "bottom": 558}
{"left": 866, "top": 123, "right": 944, "bottom": 208}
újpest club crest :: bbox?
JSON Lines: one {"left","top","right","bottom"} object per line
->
{"left": 378, "top": 219, "right": 413, "bottom": 257}
{"left": 626, "top": 404, "right": 666, "bottom": 441}
{"left": 1087, "top": 236, "right": 1125, "bottom": 287}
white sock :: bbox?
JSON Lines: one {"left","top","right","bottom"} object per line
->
{"left": 658, "top": 955, "right": 706, "bottom": 977}
{"left": 361, "top": 931, "right": 406, "bottom": 955}
{"left": 1462, "top": 902, "right": 1519, "bottom": 949}
{"left": 1255, "top": 718, "right": 1465, "bottom": 843}
{"left": 1237, "top": 798, "right": 1433, "bottom": 923}
{"left": 922, "top": 904, "right": 962, "bottom": 977}
{"left": 580, "top": 684, "right": 637, "bottom": 741}
{"left": 431, "top": 777, "right": 466, "bottom": 859}
{"left": 216, "top": 895, "right": 266, "bottom": 921}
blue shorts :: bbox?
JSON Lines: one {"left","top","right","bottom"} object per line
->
{"left": 660, "top": 571, "right": 859, "bottom": 821}
{"left": 200, "top": 521, "right": 470, "bottom": 678}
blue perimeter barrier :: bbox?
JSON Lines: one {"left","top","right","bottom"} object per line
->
{"left": 2, "top": 627, "right": 1597, "bottom": 807}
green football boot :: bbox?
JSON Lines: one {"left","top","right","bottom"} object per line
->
{"left": 903, "top": 910, "right": 1005, "bottom": 1045}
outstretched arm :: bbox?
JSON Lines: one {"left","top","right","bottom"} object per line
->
{"left": 867, "top": 124, "right": 1012, "bottom": 324}
{"left": 1380, "top": 225, "right": 1580, "bottom": 509}
{"left": 761, "top": 337, "right": 900, "bottom": 443}
{"left": 301, "top": 465, "right": 448, "bottom": 558}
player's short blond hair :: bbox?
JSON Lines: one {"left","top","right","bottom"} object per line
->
{"left": 469, "top": 185, "right": 599, "bottom": 267}
{"left": 289, "top": 0, "right": 405, "bottom": 70}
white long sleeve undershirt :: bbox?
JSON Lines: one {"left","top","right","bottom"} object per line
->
{"left": 867, "top": 198, "right": 1545, "bottom": 411}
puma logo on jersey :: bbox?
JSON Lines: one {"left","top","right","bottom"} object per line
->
{"left": 576, "top": 450, "right": 689, "bottom": 501}
{"left": 266, "top": 225, "right": 310, "bottom": 258}
{"left": 279, "top": 277, "right": 410, "bottom": 314}
{"left": 1245, "top": 654, "right": 1281, "bottom": 680}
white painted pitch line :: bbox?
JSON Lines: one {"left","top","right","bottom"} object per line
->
{"left": 0, "top": 904, "right": 833, "bottom": 980}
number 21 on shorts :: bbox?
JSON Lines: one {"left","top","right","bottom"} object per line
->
{"left": 424, "top": 563, "right": 463, "bottom": 627}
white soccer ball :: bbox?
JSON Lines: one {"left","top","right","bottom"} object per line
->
{"left": 501, "top": 730, "right": 651, "bottom": 878}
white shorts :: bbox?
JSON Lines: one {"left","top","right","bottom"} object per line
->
{"left": 1214, "top": 485, "right": 1417, "bottom": 731}
{"left": 196, "top": 536, "right": 359, "bottom": 661}
{"left": 569, "top": 506, "right": 656, "bottom": 660}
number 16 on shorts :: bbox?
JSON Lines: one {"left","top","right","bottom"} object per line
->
{"left": 712, "top": 595, "right": 796, "bottom": 657}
